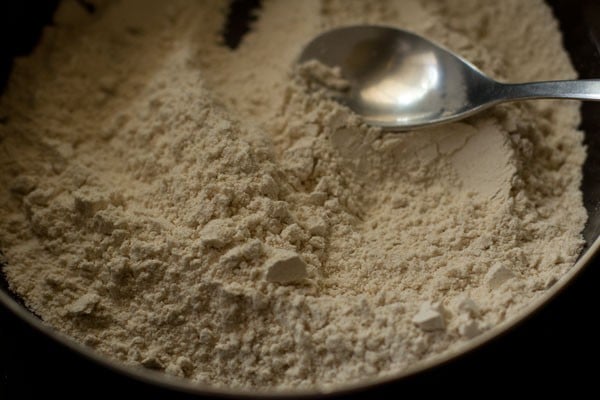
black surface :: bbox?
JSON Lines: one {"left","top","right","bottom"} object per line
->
{"left": 1, "top": 0, "right": 600, "bottom": 398}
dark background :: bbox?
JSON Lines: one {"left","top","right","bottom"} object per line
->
{"left": 1, "top": 0, "right": 599, "bottom": 398}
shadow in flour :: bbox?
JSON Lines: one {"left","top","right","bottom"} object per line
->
{"left": 222, "top": 0, "right": 262, "bottom": 49}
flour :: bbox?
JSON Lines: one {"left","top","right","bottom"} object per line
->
{"left": 0, "top": 0, "right": 587, "bottom": 391}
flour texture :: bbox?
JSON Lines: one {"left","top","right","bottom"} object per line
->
{"left": 0, "top": 0, "right": 587, "bottom": 390}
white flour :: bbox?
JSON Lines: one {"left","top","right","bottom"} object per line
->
{"left": 0, "top": 0, "right": 587, "bottom": 391}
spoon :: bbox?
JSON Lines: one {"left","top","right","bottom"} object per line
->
{"left": 298, "top": 25, "right": 600, "bottom": 130}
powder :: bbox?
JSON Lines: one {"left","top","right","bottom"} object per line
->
{"left": 0, "top": 0, "right": 587, "bottom": 391}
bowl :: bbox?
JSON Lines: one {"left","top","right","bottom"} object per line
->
{"left": 1, "top": 0, "right": 599, "bottom": 397}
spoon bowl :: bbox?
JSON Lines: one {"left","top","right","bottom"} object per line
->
{"left": 299, "top": 26, "right": 600, "bottom": 130}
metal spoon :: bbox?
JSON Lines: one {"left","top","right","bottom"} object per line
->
{"left": 298, "top": 25, "right": 600, "bottom": 130}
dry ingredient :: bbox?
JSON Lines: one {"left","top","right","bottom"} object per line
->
{"left": 0, "top": 0, "right": 587, "bottom": 391}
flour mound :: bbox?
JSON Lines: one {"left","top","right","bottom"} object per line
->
{"left": 0, "top": 0, "right": 586, "bottom": 391}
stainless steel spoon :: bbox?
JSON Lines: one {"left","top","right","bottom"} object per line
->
{"left": 298, "top": 25, "right": 600, "bottom": 130}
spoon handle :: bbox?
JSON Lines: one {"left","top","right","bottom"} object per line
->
{"left": 497, "top": 80, "right": 600, "bottom": 102}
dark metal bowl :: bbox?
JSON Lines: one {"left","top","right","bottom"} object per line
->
{"left": 1, "top": 0, "right": 599, "bottom": 397}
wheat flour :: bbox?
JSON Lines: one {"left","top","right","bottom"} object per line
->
{"left": 0, "top": 0, "right": 587, "bottom": 391}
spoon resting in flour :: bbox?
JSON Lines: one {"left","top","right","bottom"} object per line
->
{"left": 298, "top": 26, "right": 600, "bottom": 131}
